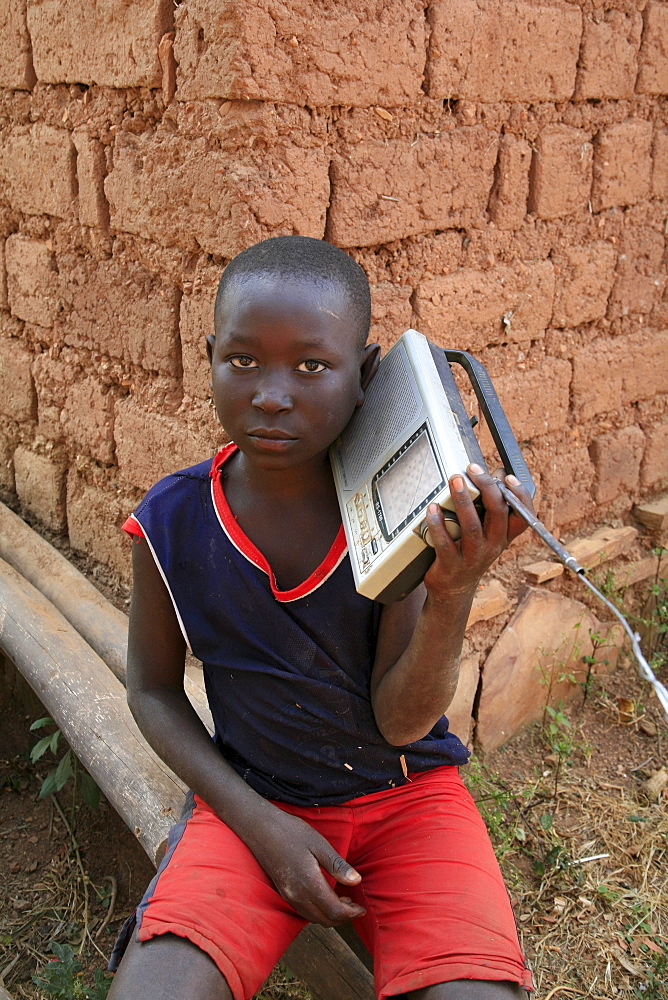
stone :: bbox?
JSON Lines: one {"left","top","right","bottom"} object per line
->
{"left": 572, "top": 329, "right": 668, "bottom": 421}
{"left": 0, "top": 337, "right": 36, "bottom": 422}
{"left": 636, "top": 2, "right": 668, "bottom": 95}
{"left": 476, "top": 587, "right": 616, "bottom": 751}
{"left": 14, "top": 446, "right": 67, "bottom": 532}
{"left": 327, "top": 126, "right": 498, "bottom": 248}
{"left": 5, "top": 235, "right": 60, "bottom": 328}
{"left": 66, "top": 469, "right": 134, "bottom": 586}
{"left": 445, "top": 653, "right": 480, "bottom": 746}
{"left": 523, "top": 560, "right": 564, "bottom": 584}
{"left": 467, "top": 579, "right": 512, "bottom": 628}
{"left": 528, "top": 125, "right": 593, "bottom": 220}
{"left": 368, "top": 283, "right": 413, "bottom": 354}
{"left": 0, "top": 125, "right": 76, "bottom": 218}
{"left": 0, "top": 0, "right": 36, "bottom": 89}
{"left": 413, "top": 261, "right": 555, "bottom": 353}
{"left": 427, "top": 0, "right": 582, "bottom": 102}
{"left": 589, "top": 427, "right": 645, "bottom": 504}
{"left": 27, "top": 0, "right": 173, "bottom": 87}
{"left": 487, "top": 134, "right": 532, "bottom": 230}
{"left": 592, "top": 120, "right": 653, "bottom": 212}
{"left": 63, "top": 377, "right": 116, "bottom": 465}
{"left": 633, "top": 497, "right": 668, "bottom": 533}
{"left": 575, "top": 11, "right": 642, "bottom": 100}
{"left": 72, "top": 133, "right": 109, "bottom": 229}
{"left": 175, "top": 0, "right": 426, "bottom": 106}
{"left": 551, "top": 242, "right": 617, "bottom": 328}
{"left": 640, "top": 421, "right": 668, "bottom": 491}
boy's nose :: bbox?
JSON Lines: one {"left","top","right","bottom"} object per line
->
{"left": 251, "top": 380, "right": 293, "bottom": 413}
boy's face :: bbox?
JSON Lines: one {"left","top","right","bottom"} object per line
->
{"left": 208, "top": 275, "right": 371, "bottom": 470}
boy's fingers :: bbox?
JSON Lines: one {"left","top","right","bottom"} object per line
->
{"left": 321, "top": 849, "right": 362, "bottom": 885}
{"left": 493, "top": 468, "right": 536, "bottom": 541}
{"left": 462, "top": 465, "right": 507, "bottom": 550}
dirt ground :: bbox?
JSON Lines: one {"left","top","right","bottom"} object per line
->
{"left": 1, "top": 570, "right": 666, "bottom": 999}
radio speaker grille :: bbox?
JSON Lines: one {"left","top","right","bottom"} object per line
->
{"left": 337, "top": 344, "right": 421, "bottom": 486}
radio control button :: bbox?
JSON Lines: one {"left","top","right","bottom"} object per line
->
{"left": 371, "top": 539, "right": 378, "bottom": 554}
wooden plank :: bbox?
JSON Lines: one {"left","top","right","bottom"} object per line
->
{"left": 283, "top": 925, "right": 374, "bottom": 1000}
{"left": 0, "top": 556, "right": 186, "bottom": 865}
{"left": 606, "top": 555, "right": 662, "bottom": 590}
{"left": 633, "top": 496, "right": 668, "bottom": 532}
{"left": 523, "top": 559, "right": 564, "bottom": 584}
{"left": 567, "top": 525, "right": 637, "bottom": 570}
{"left": 466, "top": 578, "right": 511, "bottom": 628}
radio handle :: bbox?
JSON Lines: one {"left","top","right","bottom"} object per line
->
{"left": 444, "top": 349, "right": 536, "bottom": 499}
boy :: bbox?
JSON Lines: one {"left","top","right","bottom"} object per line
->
{"left": 108, "top": 236, "right": 535, "bottom": 1000}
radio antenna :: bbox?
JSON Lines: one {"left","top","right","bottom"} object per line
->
{"left": 494, "top": 479, "right": 668, "bottom": 721}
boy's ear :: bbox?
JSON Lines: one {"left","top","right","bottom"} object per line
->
{"left": 357, "top": 343, "right": 381, "bottom": 406}
{"left": 206, "top": 333, "right": 216, "bottom": 364}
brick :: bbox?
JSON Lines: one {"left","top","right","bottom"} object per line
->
{"left": 32, "top": 354, "right": 75, "bottom": 442}
{"left": 413, "top": 261, "right": 555, "bottom": 352}
{"left": 0, "top": 241, "right": 7, "bottom": 312}
{"left": 633, "top": 496, "right": 668, "bottom": 532}
{"left": 114, "top": 398, "right": 224, "bottom": 491}
{"left": 528, "top": 126, "right": 593, "bottom": 220}
{"left": 5, "top": 235, "right": 60, "bottom": 327}
{"left": 640, "top": 419, "right": 668, "bottom": 491}
{"left": 589, "top": 425, "right": 645, "bottom": 504}
{"left": 492, "top": 359, "right": 571, "bottom": 441}
{"left": 60, "top": 255, "right": 181, "bottom": 376}
{"left": 0, "top": 337, "right": 36, "bottom": 422}
{"left": 180, "top": 279, "right": 217, "bottom": 400}
{"left": 63, "top": 377, "right": 115, "bottom": 465}
{"left": 551, "top": 242, "right": 617, "bottom": 328}
{"left": 575, "top": 11, "right": 642, "bottom": 100}
{"left": 608, "top": 555, "right": 661, "bottom": 590}
{"left": 572, "top": 330, "right": 668, "bottom": 420}
{"left": 608, "top": 225, "right": 665, "bottom": 319}
{"left": 0, "top": 421, "right": 19, "bottom": 491}
{"left": 72, "top": 133, "right": 109, "bottom": 229}
{"left": 477, "top": 587, "right": 612, "bottom": 751}
{"left": 523, "top": 559, "right": 564, "bottom": 584}
{"left": 0, "top": 0, "right": 36, "bottom": 89}
{"left": 369, "top": 283, "right": 413, "bottom": 354}
{"left": 175, "top": 0, "right": 425, "bottom": 106}
{"left": 592, "top": 120, "right": 653, "bottom": 212}
{"left": 0, "top": 125, "right": 76, "bottom": 218}
{"left": 636, "top": 2, "right": 668, "bottom": 95}
{"left": 444, "top": 653, "right": 480, "bottom": 746}
{"left": 427, "top": 0, "right": 581, "bottom": 102}
{"left": 66, "top": 471, "right": 132, "bottom": 585}
{"left": 27, "top": 0, "right": 172, "bottom": 88}
{"left": 651, "top": 127, "right": 668, "bottom": 198}
{"left": 328, "top": 127, "right": 497, "bottom": 249}
{"left": 567, "top": 525, "right": 638, "bottom": 569}
{"left": 466, "top": 579, "right": 511, "bottom": 628}
{"left": 535, "top": 439, "right": 596, "bottom": 528}
{"left": 487, "top": 135, "right": 532, "bottom": 230}
{"left": 105, "top": 130, "right": 329, "bottom": 257}
{"left": 14, "top": 446, "right": 67, "bottom": 532}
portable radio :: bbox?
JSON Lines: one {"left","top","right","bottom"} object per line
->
{"left": 330, "top": 329, "right": 535, "bottom": 604}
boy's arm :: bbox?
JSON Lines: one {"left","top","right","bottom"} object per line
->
{"left": 126, "top": 537, "right": 365, "bottom": 926}
{"left": 370, "top": 464, "right": 534, "bottom": 746}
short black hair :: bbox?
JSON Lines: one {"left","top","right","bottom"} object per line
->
{"left": 215, "top": 236, "right": 371, "bottom": 349}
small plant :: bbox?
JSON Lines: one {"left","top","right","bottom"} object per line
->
{"left": 580, "top": 627, "right": 609, "bottom": 705}
{"left": 542, "top": 704, "right": 589, "bottom": 799}
{"left": 30, "top": 718, "right": 100, "bottom": 814}
{"left": 32, "top": 943, "right": 112, "bottom": 1000}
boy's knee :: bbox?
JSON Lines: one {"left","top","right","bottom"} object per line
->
{"left": 107, "top": 933, "right": 233, "bottom": 1000}
{"left": 407, "top": 981, "right": 528, "bottom": 1000}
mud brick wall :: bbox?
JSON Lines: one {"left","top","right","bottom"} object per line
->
{"left": 1, "top": 0, "right": 667, "bottom": 593}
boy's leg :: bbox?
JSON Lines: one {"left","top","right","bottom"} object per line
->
{"left": 408, "top": 983, "right": 527, "bottom": 999}
{"left": 336, "top": 767, "right": 533, "bottom": 999}
{"left": 108, "top": 933, "right": 233, "bottom": 1000}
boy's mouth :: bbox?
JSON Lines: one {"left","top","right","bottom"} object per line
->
{"left": 247, "top": 428, "right": 298, "bottom": 449}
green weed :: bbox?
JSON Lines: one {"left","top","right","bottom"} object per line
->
{"left": 32, "top": 943, "right": 111, "bottom": 1000}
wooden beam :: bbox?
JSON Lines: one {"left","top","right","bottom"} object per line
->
{"left": 633, "top": 496, "right": 668, "bottom": 533}
{"left": 522, "top": 559, "right": 564, "bottom": 584}
{"left": 0, "top": 556, "right": 186, "bottom": 866}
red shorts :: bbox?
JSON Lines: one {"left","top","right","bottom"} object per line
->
{"left": 115, "top": 767, "right": 533, "bottom": 999}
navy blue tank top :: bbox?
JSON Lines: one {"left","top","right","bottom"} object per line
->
{"left": 125, "top": 444, "right": 470, "bottom": 805}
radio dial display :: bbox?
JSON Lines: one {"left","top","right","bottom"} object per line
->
{"left": 373, "top": 426, "right": 445, "bottom": 540}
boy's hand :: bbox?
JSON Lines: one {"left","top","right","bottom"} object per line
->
{"left": 422, "top": 463, "right": 535, "bottom": 600}
{"left": 248, "top": 807, "right": 365, "bottom": 927}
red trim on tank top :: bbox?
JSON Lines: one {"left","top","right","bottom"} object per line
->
{"left": 209, "top": 443, "right": 348, "bottom": 603}
{"left": 122, "top": 514, "right": 145, "bottom": 539}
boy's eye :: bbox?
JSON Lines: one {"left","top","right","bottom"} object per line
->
{"left": 296, "top": 360, "right": 327, "bottom": 373}
{"left": 228, "top": 355, "right": 258, "bottom": 369}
